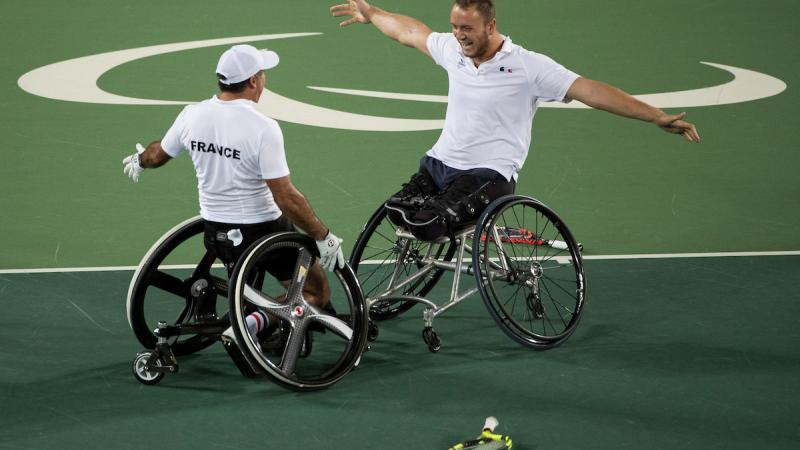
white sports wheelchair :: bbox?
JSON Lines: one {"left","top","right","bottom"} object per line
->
{"left": 349, "top": 194, "right": 587, "bottom": 353}
{"left": 127, "top": 218, "right": 369, "bottom": 391}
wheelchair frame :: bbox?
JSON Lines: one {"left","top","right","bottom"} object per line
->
{"left": 351, "top": 194, "right": 587, "bottom": 353}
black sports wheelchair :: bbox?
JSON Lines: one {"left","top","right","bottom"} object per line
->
{"left": 128, "top": 195, "right": 585, "bottom": 390}
{"left": 127, "top": 219, "right": 369, "bottom": 391}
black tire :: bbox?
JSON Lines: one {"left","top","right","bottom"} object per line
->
{"left": 132, "top": 351, "right": 165, "bottom": 385}
{"left": 349, "top": 204, "right": 456, "bottom": 320}
{"left": 127, "top": 216, "right": 228, "bottom": 356}
{"left": 473, "top": 195, "right": 586, "bottom": 349}
{"left": 422, "top": 327, "right": 441, "bottom": 353}
{"left": 229, "top": 232, "right": 368, "bottom": 391}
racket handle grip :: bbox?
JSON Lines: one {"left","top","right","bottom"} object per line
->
{"left": 483, "top": 416, "right": 499, "bottom": 432}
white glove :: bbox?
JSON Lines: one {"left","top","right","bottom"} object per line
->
{"left": 316, "top": 231, "right": 345, "bottom": 272}
{"left": 122, "top": 143, "right": 146, "bottom": 183}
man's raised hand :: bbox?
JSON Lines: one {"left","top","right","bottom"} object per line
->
{"left": 330, "top": 0, "right": 372, "bottom": 26}
{"left": 122, "top": 143, "right": 146, "bottom": 183}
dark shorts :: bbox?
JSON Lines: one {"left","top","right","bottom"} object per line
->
{"left": 420, "top": 155, "right": 511, "bottom": 191}
{"left": 203, "top": 216, "right": 296, "bottom": 280}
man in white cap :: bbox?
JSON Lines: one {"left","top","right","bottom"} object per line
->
{"left": 122, "top": 44, "right": 344, "bottom": 356}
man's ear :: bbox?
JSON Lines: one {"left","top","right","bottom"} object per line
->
{"left": 487, "top": 17, "right": 496, "bottom": 33}
{"left": 248, "top": 74, "right": 259, "bottom": 88}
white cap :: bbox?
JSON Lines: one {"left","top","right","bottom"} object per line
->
{"left": 216, "top": 44, "right": 279, "bottom": 85}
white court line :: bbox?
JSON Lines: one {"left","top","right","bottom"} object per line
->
{"left": 582, "top": 250, "right": 800, "bottom": 260}
{"left": 0, "top": 251, "right": 798, "bottom": 274}
{"left": 0, "top": 264, "right": 225, "bottom": 275}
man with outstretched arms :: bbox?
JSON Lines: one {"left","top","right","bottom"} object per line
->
{"left": 331, "top": 0, "right": 700, "bottom": 240}
{"left": 122, "top": 44, "right": 344, "bottom": 353}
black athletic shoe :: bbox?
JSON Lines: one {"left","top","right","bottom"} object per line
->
{"left": 386, "top": 170, "right": 438, "bottom": 227}
{"left": 388, "top": 170, "right": 437, "bottom": 203}
{"left": 407, "top": 175, "right": 490, "bottom": 240}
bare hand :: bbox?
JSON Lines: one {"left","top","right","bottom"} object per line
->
{"left": 330, "top": 0, "right": 372, "bottom": 26}
{"left": 655, "top": 112, "right": 701, "bottom": 143}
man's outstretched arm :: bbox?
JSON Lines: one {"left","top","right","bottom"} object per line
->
{"left": 330, "top": 0, "right": 433, "bottom": 57}
{"left": 566, "top": 77, "right": 701, "bottom": 143}
{"left": 122, "top": 141, "right": 172, "bottom": 183}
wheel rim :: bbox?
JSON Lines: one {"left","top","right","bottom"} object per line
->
{"left": 231, "top": 233, "right": 367, "bottom": 390}
{"left": 475, "top": 197, "right": 586, "bottom": 347}
{"left": 127, "top": 217, "right": 228, "bottom": 355}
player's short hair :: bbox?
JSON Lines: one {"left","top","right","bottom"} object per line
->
{"left": 217, "top": 74, "right": 250, "bottom": 93}
{"left": 453, "top": 0, "right": 496, "bottom": 23}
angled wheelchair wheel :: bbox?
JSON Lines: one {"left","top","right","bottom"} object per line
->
{"left": 473, "top": 195, "right": 586, "bottom": 349}
{"left": 127, "top": 216, "right": 228, "bottom": 356}
{"left": 349, "top": 204, "right": 456, "bottom": 320}
{"left": 229, "top": 232, "right": 368, "bottom": 391}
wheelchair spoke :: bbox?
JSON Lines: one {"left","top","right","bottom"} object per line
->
{"left": 541, "top": 275, "right": 579, "bottom": 304}
{"left": 242, "top": 284, "right": 292, "bottom": 321}
{"left": 309, "top": 313, "right": 354, "bottom": 340}
{"left": 501, "top": 281, "right": 525, "bottom": 309}
{"left": 174, "top": 299, "right": 194, "bottom": 325}
{"left": 150, "top": 270, "right": 187, "bottom": 297}
{"left": 359, "top": 254, "right": 399, "bottom": 295}
{"left": 191, "top": 251, "right": 217, "bottom": 278}
{"left": 279, "top": 326, "right": 307, "bottom": 375}
{"left": 360, "top": 246, "right": 394, "bottom": 263}
{"left": 285, "top": 248, "right": 313, "bottom": 303}
{"left": 539, "top": 281, "right": 572, "bottom": 331}
{"left": 539, "top": 278, "right": 576, "bottom": 316}
{"left": 373, "top": 228, "right": 398, "bottom": 245}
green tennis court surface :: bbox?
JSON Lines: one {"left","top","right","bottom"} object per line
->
{"left": 2, "top": 256, "right": 798, "bottom": 448}
{"left": 1, "top": 0, "right": 798, "bottom": 448}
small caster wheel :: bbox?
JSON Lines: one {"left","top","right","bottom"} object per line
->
{"left": 132, "top": 351, "right": 165, "bottom": 385}
{"left": 422, "top": 327, "right": 441, "bottom": 353}
{"left": 367, "top": 320, "right": 379, "bottom": 342}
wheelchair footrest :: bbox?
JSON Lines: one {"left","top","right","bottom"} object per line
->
{"left": 220, "top": 336, "right": 265, "bottom": 378}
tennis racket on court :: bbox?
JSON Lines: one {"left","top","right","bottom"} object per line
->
{"left": 448, "top": 416, "right": 513, "bottom": 450}
{"left": 481, "top": 225, "right": 570, "bottom": 250}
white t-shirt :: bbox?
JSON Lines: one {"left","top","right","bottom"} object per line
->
{"left": 426, "top": 33, "right": 579, "bottom": 181}
{"left": 161, "top": 96, "right": 290, "bottom": 224}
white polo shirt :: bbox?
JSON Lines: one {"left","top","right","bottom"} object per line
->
{"left": 161, "top": 96, "right": 290, "bottom": 224}
{"left": 426, "top": 33, "right": 579, "bottom": 180}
